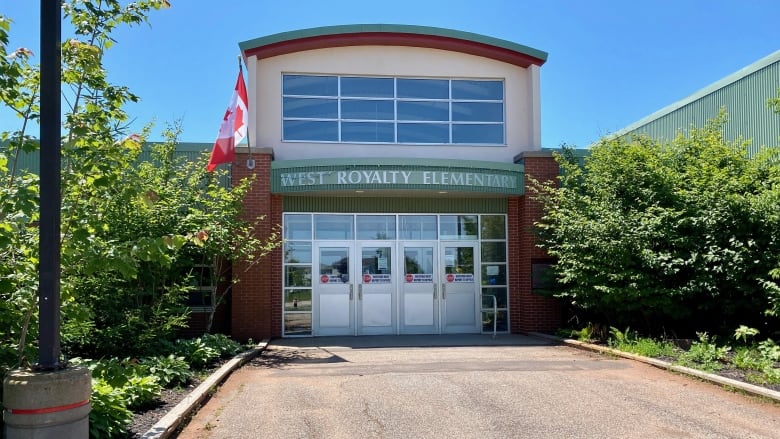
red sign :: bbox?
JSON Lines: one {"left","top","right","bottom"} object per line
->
{"left": 363, "top": 274, "right": 372, "bottom": 283}
{"left": 320, "top": 274, "right": 329, "bottom": 283}
{"left": 405, "top": 274, "right": 413, "bottom": 283}
{"left": 446, "top": 273, "right": 454, "bottom": 283}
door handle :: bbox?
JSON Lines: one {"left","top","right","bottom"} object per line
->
{"left": 358, "top": 284, "right": 363, "bottom": 300}
{"left": 433, "top": 283, "right": 437, "bottom": 299}
{"left": 442, "top": 283, "right": 446, "bottom": 300}
{"left": 349, "top": 284, "right": 353, "bottom": 300}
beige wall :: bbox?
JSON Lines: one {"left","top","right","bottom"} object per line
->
{"left": 246, "top": 45, "right": 541, "bottom": 163}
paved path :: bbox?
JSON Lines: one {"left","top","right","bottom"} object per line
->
{"left": 177, "top": 335, "right": 780, "bottom": 439}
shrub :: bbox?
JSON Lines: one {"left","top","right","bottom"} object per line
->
{"left": 733, "top": 347, "right": 771, "bottom": 371}
{"left": 201, "top": 333, "right": 244, "bottom": 357}
{"left": 77, "top": 356, "right": 162, "bottom": 409}
{"left": 123, "top": 375, "right": 162, "bottom": 409}
{"left": 89, "top": 378, "right": 134, "bottom": 439}
{"left": 535, "top": 119, "right": 780, "bottom": 335}
{"left": 175, "top": 334, "right": 244, "bottom": 368}
{"left": 676, "top": 333, "right": 731, "bottom": 371}
{"left": 174, "top": 338, "right": 220, "bottom": 368}
{"left": 608, "top": 327, "right": 676, "bottom": 358}
{"left": 758, "top": 339, "right": 780, "bottom": 362}
{"left": 141, "top": 354, "right": 192, "bottom": 388}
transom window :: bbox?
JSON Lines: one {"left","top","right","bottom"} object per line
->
{"left": 282, "top": 75, "right": 505, "bottom": 145}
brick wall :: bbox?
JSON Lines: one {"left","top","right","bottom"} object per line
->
{"left": 231, "top": 150, "right": 283, "bottom": 341}
{"left": 512, "top": 152, "right": 562, "bottom": 333}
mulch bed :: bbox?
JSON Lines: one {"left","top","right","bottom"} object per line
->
{"left": 713, "top": 367, "right": 780, "bottom": 393}
{"left": 127, "top": 380, "right": 202, "bottom": 438}
{"left": 126, "top": 358, "right": 228, "bottom": 438}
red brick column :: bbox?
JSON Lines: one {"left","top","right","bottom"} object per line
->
{"left": 231, "top": 148, "right": 282, "bottom": 341}
{"left": 512, "top": 151, "right": 562, "bottom": 333}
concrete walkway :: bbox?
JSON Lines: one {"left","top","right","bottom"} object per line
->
{"left": 176, "top": 334, "right": 780, "bottom": 439}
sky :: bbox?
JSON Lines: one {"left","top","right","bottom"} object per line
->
{"left": 2, "top": 0, "right": 779, "bottom": 148}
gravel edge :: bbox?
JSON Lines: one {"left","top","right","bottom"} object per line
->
{"left": 139, "top": 339, "right": 270, "bottom": 439}
{"left": 529, "top": 332, "right": 780, "bottom": 403}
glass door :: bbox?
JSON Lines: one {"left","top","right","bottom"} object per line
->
{"left": 440, "top": 243, "right": 480, "bottom": 333}
{"left": 357, "top": 242, "right": 395, "bottom": 335}
{"left": 399, "top": 242, "right": 438, "bottom": 334}
{"left": 313, "top": 242, "right": 354, "bottom": 336}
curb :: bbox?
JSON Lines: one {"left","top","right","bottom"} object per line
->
{"left": 529, "top": 332, "right": 780, "bottom": 403}
{"left": 140, "top": 339, "right": 270, "bottom": 439}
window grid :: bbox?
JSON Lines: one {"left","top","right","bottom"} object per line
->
{"left": 283, "top": 75, "right": 505, "bottom": 145}
{"left": 281, "top": 213, "right": 510, "bottom": 336}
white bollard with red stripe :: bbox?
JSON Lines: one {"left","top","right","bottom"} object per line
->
{"left": 3, "top": 366, "right": 91, "bottom": 438}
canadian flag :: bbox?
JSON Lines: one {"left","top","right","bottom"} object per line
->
{"left": 207, "top": 70, "right": 248, "bottom": 172}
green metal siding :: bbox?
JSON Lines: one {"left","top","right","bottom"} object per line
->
{"left": 283, "top": 196, "right": 507, "bottom": 213}
{"left": 1, "top": 142, "right": 229, "bottom": 185}
{"left": 2, "top": 142, "right": 211, "bottom": 173}
{"left": 616, "top": 50, "right": 780, "bottom": 155}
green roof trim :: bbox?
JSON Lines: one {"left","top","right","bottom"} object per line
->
{"left": 239, "top": 24, "right": 547, "bottom": 63}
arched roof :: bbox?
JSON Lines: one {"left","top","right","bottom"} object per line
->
{"left": 239, "top": 24, "right": 547, "bottom": 68}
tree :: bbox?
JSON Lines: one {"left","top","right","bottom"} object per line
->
{"left": 534, "top": 112, "right": 780, "bottom": 337}
{"left": 1, "top": 0, "right": 279, "bottom": 368}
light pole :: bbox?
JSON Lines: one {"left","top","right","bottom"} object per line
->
{"left": 37, "top": 0, "right": 62, "bottom": 373}
{"left": 2, "top": 2, "right": 91, "bottom": 437}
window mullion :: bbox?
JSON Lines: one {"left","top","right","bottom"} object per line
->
{"left": 337, "top": 77, "right": 342, "bottom": 142}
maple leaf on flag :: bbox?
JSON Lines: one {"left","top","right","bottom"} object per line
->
{"left": 207, "top": 71, "right": 248, "bottom": 172}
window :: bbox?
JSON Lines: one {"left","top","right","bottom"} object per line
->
{"left": 480, "top": 215, "right": 508, "bottom": 332}
{"left": 282, "top": 75, "right": 505, "bottom": 145}
{"left": 283, "top": 214, "right": 314, "bottom": 336}
{"left": 356, "top": 215, "right": 396, "bottom": 240}
{"left": 187, "top": 264, "right": 215, "bottom": 312}
{"left": 399, "top": 215, "right": 437, "bottom": 240}
{"left": 440, "top": 215, "right": 478, "bottom": 240}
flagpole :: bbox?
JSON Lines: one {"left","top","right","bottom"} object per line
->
{"left": 239, "top": 55, "right": 256, "bottom": 170}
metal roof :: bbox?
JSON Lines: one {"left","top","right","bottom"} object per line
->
{"left": 610, "top": 50, "right": 780, "bottom": 154}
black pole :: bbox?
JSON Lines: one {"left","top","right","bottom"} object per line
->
{"left": 38, "top": 0, "right": 62, "bottom": 370}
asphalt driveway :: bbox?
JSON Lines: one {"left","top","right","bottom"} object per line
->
{"left": 177, "top": 334, "right": 780, "bottom": 438}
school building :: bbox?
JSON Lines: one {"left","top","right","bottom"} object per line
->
{"left": 225, "top": 24, "right": 563, "bottom": 339}
{"left": 206, "top": 30, "right": 780, "bottom": 341}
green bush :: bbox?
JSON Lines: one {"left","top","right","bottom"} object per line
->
{"left": 174, "top": 338, "right": 220, "bottom": 368}
{"left": 535, "top": 117, "right": 780, "bottom": 335}
{"left": 123, "top": 375, "right": 162, "bottom": 409}
{"left": 736, "top": 338, "right": 780, "bottom": 386}
{"left": 70, "top": 336, "right": 244, "bottom": 438}
{"left": 758, "top": 339, "right": 780, "bottom": 362}
{"left": 141, "top": 354, "right": 192, "bottom": 388}
{"left": 89, "top": 378, "right": 134, "bottom": 439}
{"left": 201, "top": 333, "right": 244, "bottom": 357}
{"left": 676, "top": 333, "right": 731, "bottom": 371}
{"left": 77, "top": 357, "right": 162, "bottom": 409}
{"left": 733, "top": 347, "right": 771, "bottom": 371}
{"left": 608, "top": 327, "right": 676, "bottom": 358}
{"left": 175, "top": 334, "right": 244, "bottom": 368}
